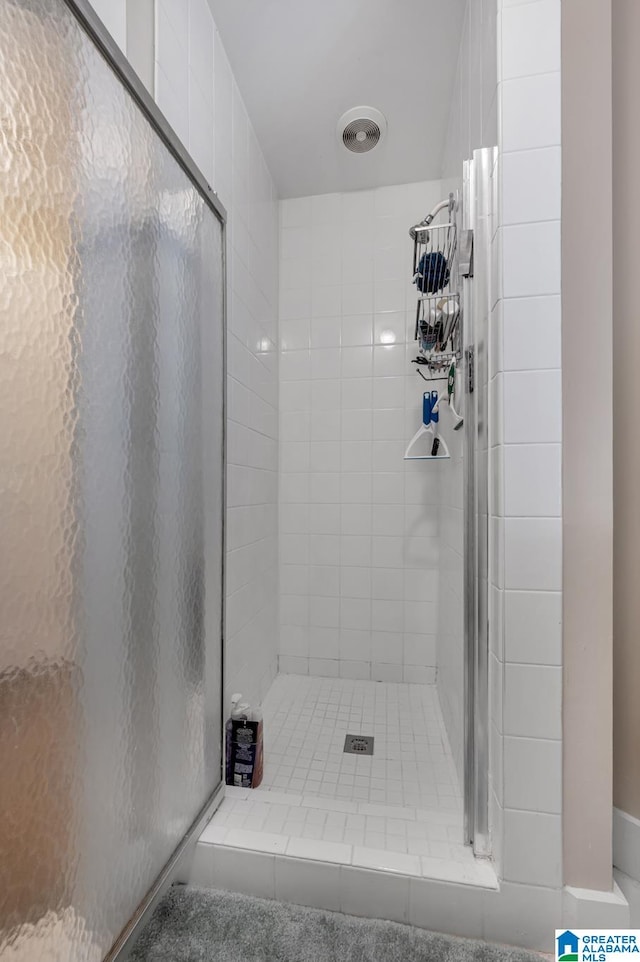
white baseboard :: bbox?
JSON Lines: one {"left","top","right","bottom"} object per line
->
{"left": 613, "top": 807, "right": 640, "bottom": 883}
{"left": 563, "top": 881, "right": 629, "bottom": 927}
{"left": 614, "top": 869, "right": 640, "bottom": 927}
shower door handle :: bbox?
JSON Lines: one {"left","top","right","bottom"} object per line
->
{"left": 466, "top": 347, "right": 475, "bottom": 394}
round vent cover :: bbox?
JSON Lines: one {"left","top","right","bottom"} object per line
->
{"left": 337, "top": 106, "right": 387, "bottom": 154}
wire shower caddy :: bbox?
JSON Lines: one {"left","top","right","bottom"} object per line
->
{"left": 411, "top": 194, "right": 461, "bottom": 379}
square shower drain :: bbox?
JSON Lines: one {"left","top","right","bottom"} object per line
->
{"left": 343, "top": 734, "right": 374, "bottom": 755}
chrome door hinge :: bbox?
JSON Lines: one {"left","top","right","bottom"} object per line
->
{"left": 459, "top": 229, "right": 474, "bottom": 278}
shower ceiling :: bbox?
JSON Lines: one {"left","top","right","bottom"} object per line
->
{"left": 207, "top": 0, "right": 466, "bottom": 198}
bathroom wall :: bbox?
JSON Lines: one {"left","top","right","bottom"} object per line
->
{"left": 86, "top": 0, "right": 281, "bottom": 710}
{"left": 441, "top": 0, "right": 569, "bottom": 927}
{"left": 278, "top": 180, "right": 448, "bottom": 684}
{"left": 491, "top": 0, "right": 564, "bottom": 915}
{"left": 563, "top": 0, "right": 613, "bottom": 894}
{"left": 611, "top": 0, "right": 639, "bottom": 892}
{"left": 612, "top": 0, "right": 640, "bottom": 824}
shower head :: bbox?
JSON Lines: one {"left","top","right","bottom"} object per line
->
{"left": 409, "top": 223, "right": 432, "bottom": 244}
{"left": 409, "top": 195, "right": 456, "bottom": 241}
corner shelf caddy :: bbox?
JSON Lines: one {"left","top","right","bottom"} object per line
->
{"left": 404, "top": 193, "right": 463, "bottom": 462}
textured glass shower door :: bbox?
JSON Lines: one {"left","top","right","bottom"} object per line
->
{"left": 0, "top": 1, "right": 225, "bottom": 959}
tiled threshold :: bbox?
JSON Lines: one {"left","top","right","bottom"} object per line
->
{"left": 189, "top": 790, "right": 584, "bottom": 951}
{"left": 198, "top": 786, "right": 497, "bottom": 889}
{"left": 189, "top": 795, "right": 567, "bottom": 948}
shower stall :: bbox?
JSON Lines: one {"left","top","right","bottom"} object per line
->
{"left": 1, "top": 0, "right": 497, "bottom": 954}
{"left": 198, "top": 163, "right": 496, "bottom": 892}
{"left": 0, "top": 0, "right": 225, "bottom": 958}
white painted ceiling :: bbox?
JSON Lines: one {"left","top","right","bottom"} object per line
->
{"left": 208, "top": 0, "right": 466, "bottom": 198}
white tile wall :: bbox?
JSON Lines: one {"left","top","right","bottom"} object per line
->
{"left": 500, "top": 0, "right": 561, "bottom": 81}
{"left": 278, "top": 180, "right": 447, "bottom": 682}
{"left": 153, "top": 0, "right": 280, "bottom": 708}
{"left": 500, "top": 72, "right": 561, "bottom": 153}
{"left": 491, "top": 0, "right": 563, "bottom": 900}
{"left": 441, "top": 0, "right": 565, "bottom": 906}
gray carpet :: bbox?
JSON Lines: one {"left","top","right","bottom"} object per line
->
{"left": 130, "top": 886, "right": 544, "bottom": 962}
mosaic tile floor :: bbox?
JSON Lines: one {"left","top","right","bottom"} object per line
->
{"left": 257, "top": 674, "right": 461, "bottom": 812}
{"left": 201, "top": 675, "right": 495, "bottom": 886}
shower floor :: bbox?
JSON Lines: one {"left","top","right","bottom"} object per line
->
{"left": 257, "top": 674, "right": 460, "bottom": 811}
{"left": 201, "top": 675, "right": 495, "bottom": 887}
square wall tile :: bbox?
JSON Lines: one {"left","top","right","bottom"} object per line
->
{"left": 373, "top": 377, "right": 405, "bottom": 408}
{"left": 281, "top": 196, "right": 312, "bottom": 229}
{"left": 503, "top": 444, "right": 561, "bottom": 516}
{"left": 503, "top": 370, "right": 561, "bottom": 444}
{"left": 342, "top": 346, "right": 373, "bottom": 378}
{"left": 501, "top": 147, "right": 561, "bottom": 225}
{"left": 340, "top": 565, "right": 372, "bottom": 597}
{"left": 504, "top": 590, "right": 562, "bottom": 664}
{"left": 503, "top": 663, "right": 562, "bottom": 739}
{"left": 311, "top": 316, "right": 342, "bottom": 349}
{"left": 340, "top": 599, "right": 371, "bottom": 631}
{"left": 279, "top": 655, "right": 309, "bottom": 675}
{"left": 373, "top": 345, "right": 406, "bottom": 377}
{"left": 340, "top": 659, "right": 371, "bottom": 680}
{"left": 504, "top": 517, "right": 562, "bottom": 590}
{"left": 371, "top": 631, "right": 403, "bottom": 665}
{"left": 502, "top": 810, "right": 562, "bottom": 887}
{"left": 503, "top": 736, "right": 562, "bottom": 813}
{"left": 307, "top": 656, "right": 339, "bottom": 677}
{"left": 502, "top": 221, "right": 560, "bottom": 298}
{"left": 502, "top": 295, "right": 561, "bottom": 371}
{"left": 371, "top": 599, "right": 403, "bottom": 632}
{"left": 310, "top": 626, "right": 340, "bottom": 659}
{"left": 312, "top": 285, "right": 341, "bottom": 318}
{"left": 501, "top": 1, "right": 561, "bottom": 80}
{"left": 342, "top": 378, "right": 373, "bottom": 409}
{"left": 207, "top": 845, "right": 276, "bottom": 899}
{"left": 310, "top": 192, "right": 341, "bottom": 226}
{"left": 274, "top": 856, "right": 342, "bottom": 912}
{"left": 371, "top": 662, "right": 403, "bottom": 682}
{"left": 500, "top": 71, "right": 561, "bottom": 153}
{"left": 403, "top": 634, "right": 436, "bottom": 667}
{"left": 341, "top": 866, "right": 410, "bottom": 923}
{"left": 312, "top": 380, "right": 342, "bottom": 410}
{"left": 281, "top": 227, "right": 311, "bottom": 261}
{"left": 409, "top": 878, "right": 485, "bottom": 938}
{"left": 339, "top": 629, "right": 370, "bottom": 662}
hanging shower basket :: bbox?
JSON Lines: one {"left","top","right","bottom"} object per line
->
{"left": 410, "top": 202, "right": 461, "bottom": 378}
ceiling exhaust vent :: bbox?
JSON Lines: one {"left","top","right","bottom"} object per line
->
{"left": 338, "top": 106, "right": 387, "bottom": 154}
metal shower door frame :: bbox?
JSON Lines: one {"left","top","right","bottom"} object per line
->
{"left": 57, "top": 1, "right": 228, "bottom": 958}
{"left": 462, "top": 148, "right": 495, "bottom": 858}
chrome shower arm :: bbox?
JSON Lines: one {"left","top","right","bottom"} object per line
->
{"left": 409, "top": 195, "right": 455, "bottom": 240}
